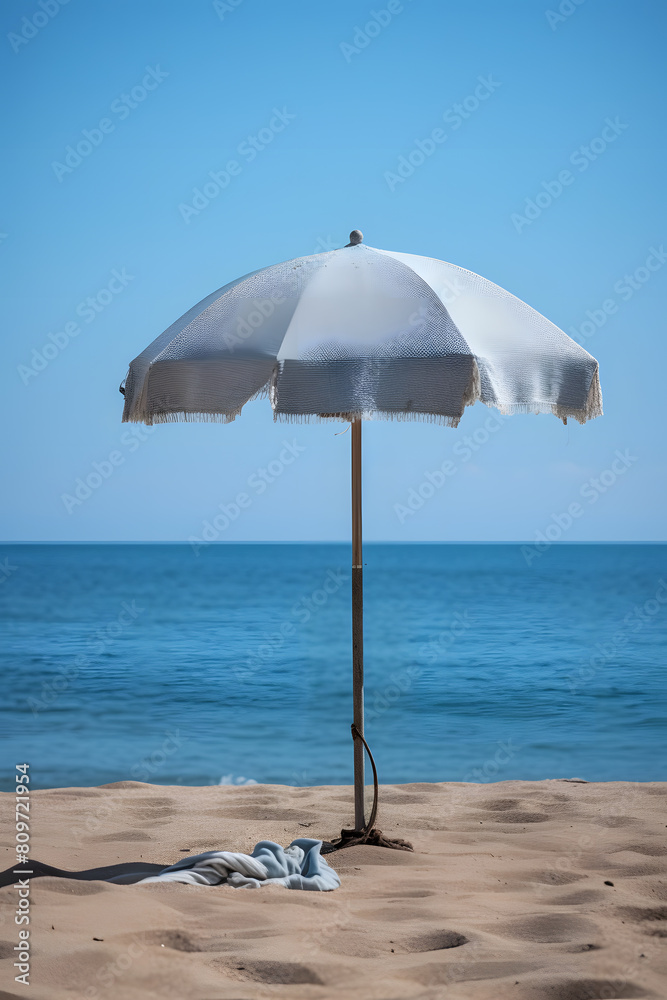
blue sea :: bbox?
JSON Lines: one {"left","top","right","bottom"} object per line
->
{"left": 1, "top": 544, "right": 665, "bottom": 792}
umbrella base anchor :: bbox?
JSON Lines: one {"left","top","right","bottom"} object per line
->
{"left": 320, "top": 725, "right": 414, "bottom": 855}
{"left": 321, "top": 828, "right": 413, "bottom": 854}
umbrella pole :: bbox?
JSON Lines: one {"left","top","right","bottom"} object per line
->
{"left": 351, "top": 418, "right": 365, "bottom": 829}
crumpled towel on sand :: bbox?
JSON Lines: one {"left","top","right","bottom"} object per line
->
{"left": 107, "top": 838, "right": 340, "bottom": 890}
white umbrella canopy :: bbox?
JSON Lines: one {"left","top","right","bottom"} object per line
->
{"left": 120, "top": 231, "right": 602, "bottom": 845}
{"left": 121, "top": 230, "right": 602, "bottom": 428}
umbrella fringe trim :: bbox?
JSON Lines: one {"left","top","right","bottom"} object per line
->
{"left": 493, "top": 366, "right": 603, "bottom": 426}
{"left": 125, "top": 362, "right": 602, "bottom": 428}
{"left": 463, "top": 356, "right": 482, "bottom": 409}
{"left": 271, "top": 410, "right": 465, "bottom": 427}
{"left": 132, "top": 410, "right": 245, "bottom": 425}
{"left": 127, "top": 382, "right": 272, "bottom": 425}
{"left": 131, "top": 409, "right": 465, "bottom": 427}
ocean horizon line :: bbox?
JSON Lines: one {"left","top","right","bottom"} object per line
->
{"left": 2, "top": 540, "right": 665, "bottom": 547}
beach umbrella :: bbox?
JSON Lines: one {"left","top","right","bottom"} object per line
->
{"left": 120, "top": 230, "right": 602, "bottom": 841}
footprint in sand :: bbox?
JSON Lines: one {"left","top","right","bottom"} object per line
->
{"left": 327, "top": 926, "right": 469, "bottom": 960}
{"left": 400, "top": 929, "right": 469, "bottom": 951}
{"left": 132, "top": 929, "right": 202, "bottom": 952}
{"left": 545, "top": 889, "right": 606, "bottom": 905}
{"left": 485, "top": 810, "right": 550, "bottom": 824}
{"left": 593, "top": 814, "right": 639, "bottom": 828}
{"left": 214, "top": 959, "right": 323, "bottom": 985}
{"left": 525, "top": 870, "right": 587, "bottom": 886}
{"left": 477, "top": 797, "right": 521, "bottom": 811}
{"left": 498, "top": 912, "right": 598, "bottom": 943}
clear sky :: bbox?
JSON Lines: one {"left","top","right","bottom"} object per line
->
{"left": 2, "top": 0, "right": 665, "bottom": 542}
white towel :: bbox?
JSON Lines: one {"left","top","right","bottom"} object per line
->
{"left": 107, "top": 838, "right": 340, "bottom": 891}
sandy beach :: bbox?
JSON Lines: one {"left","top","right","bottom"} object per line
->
{"left": 1, "top": 779, "right": 666, "bottom": 999}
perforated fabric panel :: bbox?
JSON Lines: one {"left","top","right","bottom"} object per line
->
{"left": 122, "top": 254, "right": 327, "bottom": 423}
{"left": 273, "top": 357, "right": 474, "bottom": 421}
{"left": 122, "top": 243, "right": 602, "bottom": 426}
{"left": 373, "top": 248, "right": 602, "bottom": 422}
{"left": 143, "top": 358, "right": 275, "bottom": 422}
{"left": 122, "top": 268, "right": 263, "bottom": 423}
{"left": 277, "top": 246, "right": 468, "bottom": 360}
{"left": 155, "top": 254, "right": 326, "bottom": 362}
{"left": 272, "top": 246, "right": 475, "bottom": 419}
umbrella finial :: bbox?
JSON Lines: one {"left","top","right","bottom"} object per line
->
{"left": 346, "top": 230, "right": 363, "bottom": 246}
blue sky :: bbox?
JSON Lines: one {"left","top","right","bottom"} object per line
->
{"left": 2, "top": 0, "right": 665, "bottom": 542}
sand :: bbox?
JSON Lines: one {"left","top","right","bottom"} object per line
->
{"left": 1, "top": 779, "right": 666, "bottom": 999}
